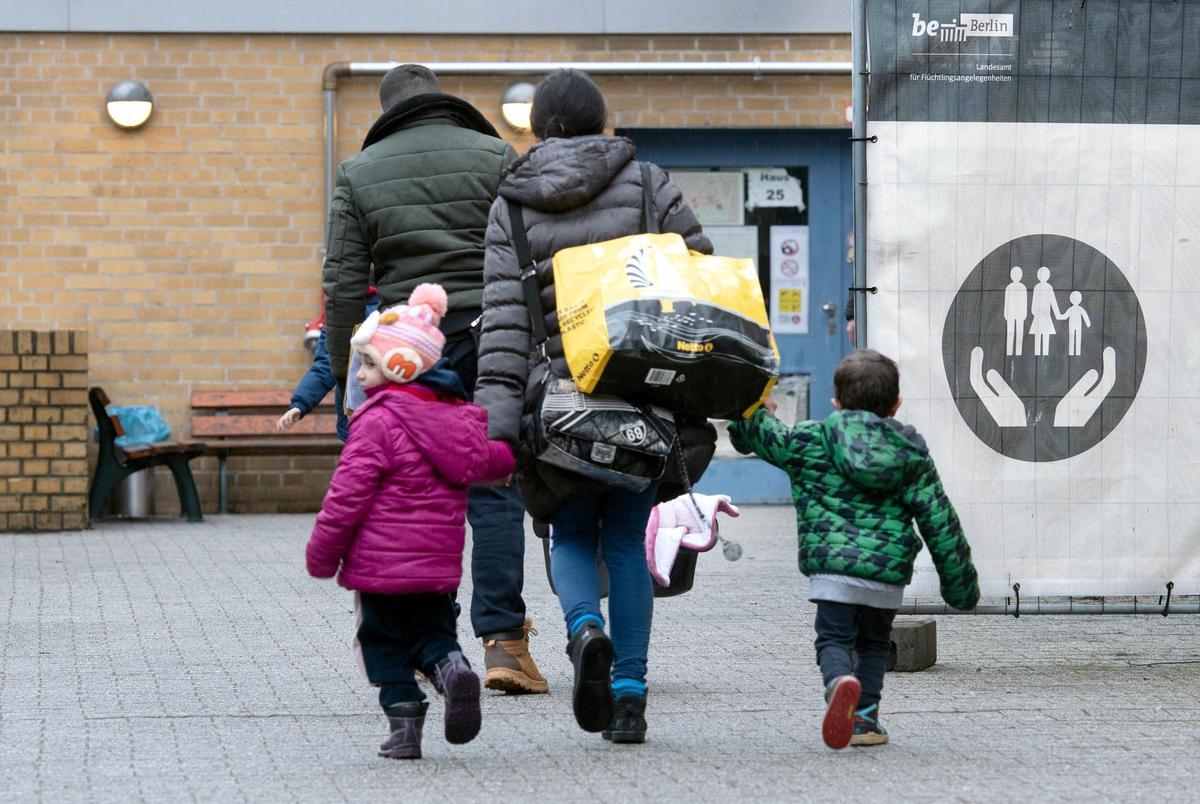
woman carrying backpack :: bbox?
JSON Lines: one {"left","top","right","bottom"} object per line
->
{"left": 474, "top": 69, "right": 712, "bottom": 744}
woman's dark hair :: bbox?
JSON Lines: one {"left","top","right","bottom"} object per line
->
{"left": 531, "top": 68, "right": 607, "bottom": 140}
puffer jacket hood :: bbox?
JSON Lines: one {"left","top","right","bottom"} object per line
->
{"left": 499, "top": 135, "right": 637, "bottom": 213}
{"left": 368, "top": 388, "right": 483, "bottom": 488}
{"left": 822, "top": 410, "right": 929, "bottom": 494}
{"left": 306, "top": 387, "right": 515, "bottom": 595}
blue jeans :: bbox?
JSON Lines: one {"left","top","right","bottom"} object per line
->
{"left": 548, "top": 484, "right": 658, "bottom": 684}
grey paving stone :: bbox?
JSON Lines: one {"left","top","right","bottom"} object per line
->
{"left": 0, "top": 507, "right": 1196, "bottom": 802}
{"left": 889, "top": 617, "right": 937, "bottom": 672}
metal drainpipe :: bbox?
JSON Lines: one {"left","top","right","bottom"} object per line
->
{"left": 321, "top": 58, "right": 853, "bottom": 247}
{"left": 850, "top": 0, "right": 869, "bottom": 348}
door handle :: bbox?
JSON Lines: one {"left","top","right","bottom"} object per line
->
{"left": 821, "top": 302, "right": 837, "bottom": 317}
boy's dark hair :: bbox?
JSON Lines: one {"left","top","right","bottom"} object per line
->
{"left": 833, "top": 349, "right": 900, "bottom": 418}
{"left": 531, "top": 68, "right": 607, "bottom": 140}
{"left": 379, "top": 64, "right": 442, "bottom": 111}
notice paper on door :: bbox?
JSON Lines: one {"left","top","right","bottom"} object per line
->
{"left": 770, "top": 225, "right": 809, "bottom": 334}
{"left": 668, "top": 170, "right": 745, "bottom": 226}
{"left": 747, "top": 168, "right": 805, "bottom": 213}
{"left": 705, "top": 225, "right": 759, "bottom": 262}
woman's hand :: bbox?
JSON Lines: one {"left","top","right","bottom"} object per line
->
{"left": 276, "top": 408, "right": 302, "bottom": 432}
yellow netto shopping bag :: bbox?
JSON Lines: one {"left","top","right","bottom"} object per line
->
{"left": 553, "top": 231, "right": 779, "bottom": 420}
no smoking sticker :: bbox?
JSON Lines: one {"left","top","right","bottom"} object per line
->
{"left": 941, "top": 235, "right": 1146, "bottom": 462}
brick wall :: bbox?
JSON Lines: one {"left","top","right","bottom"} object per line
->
{"left": 0, "top": 330, "right": 90, "bottom": 531}
{"left": 1, "top": 33, "right": 850, "bottom": 514}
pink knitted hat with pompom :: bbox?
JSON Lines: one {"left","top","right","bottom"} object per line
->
{"left": 350, "top": 283, "right": 448, "bottom": 384}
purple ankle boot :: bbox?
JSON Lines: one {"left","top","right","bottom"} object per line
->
{"left": 432, "top": 651, "right": 481, "bottom": 744}
{"left": 378, "top": 701, "right": 428, "bottom": 759}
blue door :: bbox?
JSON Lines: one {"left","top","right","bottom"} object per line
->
{"left": 619, "top": 128, "right": 853, "bottom": 501}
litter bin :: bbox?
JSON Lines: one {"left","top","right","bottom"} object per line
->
{"left": 110, "top": 470, "right": 155, "bottom": 518}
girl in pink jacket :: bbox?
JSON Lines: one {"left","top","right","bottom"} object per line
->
{"left": 306, "top": 283, "right": 515, "bottom": 760}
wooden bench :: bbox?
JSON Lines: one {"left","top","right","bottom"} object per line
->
{"left": 88, "top": 387, "right": 206, "bottom": 522}
{"left": 189, "top": 390, "right": 343, "bottom": 514}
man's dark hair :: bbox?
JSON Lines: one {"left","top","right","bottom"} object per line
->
{"left": 530, "top": 68, "right": 607, "bottom": 140}
{"left": 833, "top": 349, "right": 900, "bottom": 418}
{"left": 379, "top": 64, "right": 442, "bottom": 111}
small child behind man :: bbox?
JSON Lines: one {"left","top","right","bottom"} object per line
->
{"left": 276, "top": 288, "right": 379, "bottom": 442}
{"left": 728, "top": 349, "right": 979, "bottom": 749}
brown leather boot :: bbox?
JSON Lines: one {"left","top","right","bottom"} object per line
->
{"left": 482, "top": 619, "right": 549, "bottom": 694}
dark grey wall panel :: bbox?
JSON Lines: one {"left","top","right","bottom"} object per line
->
{"left": 0, "top": 0, "right": 849, "bottom": 33}
{"left": 868, "top": 0, "right": 1200, "bottom": 124}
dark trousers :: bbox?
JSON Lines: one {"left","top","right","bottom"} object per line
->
{"left": 443, "top": 328, "right": 529, "bottom": 639}
{"left": 813, "top": 601, "right": 897, "bottom": 710}
{"left": 355, "top": 592, "right": 461, "bottom": 710}
{"left": 468, "top": 483, "right": 528, "bottom": 637}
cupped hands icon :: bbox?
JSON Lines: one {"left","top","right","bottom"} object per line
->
{"left": 969, "top": 346, "right": 1117, "bottom": 429}
{"left": 969, "top": 347, "right": 1027, "bottom": 427}
{"left": 1053, "top": 347, "right": 1117, "bottom": 428}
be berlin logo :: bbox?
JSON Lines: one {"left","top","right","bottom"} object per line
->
{"left": 910, "top": 12, "right": 1014, "bottom": 42}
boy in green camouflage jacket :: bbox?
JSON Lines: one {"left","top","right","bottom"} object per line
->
{"left": 728, "top": 349, "right": 979, "bottom": 750}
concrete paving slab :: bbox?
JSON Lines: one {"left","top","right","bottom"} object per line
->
{"left": 1, "top": 507, "right": 1196, "bottom": 802}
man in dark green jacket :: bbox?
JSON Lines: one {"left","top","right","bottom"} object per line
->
{"left": 729, "top": 349, "right": 978, "bottom": 750}
{"left": 322, "top": 65, "right": 547, "bottom": 695}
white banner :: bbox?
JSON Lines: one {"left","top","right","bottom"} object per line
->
{"left": 867, "top": 0, "right": 1199, "bottom": 599}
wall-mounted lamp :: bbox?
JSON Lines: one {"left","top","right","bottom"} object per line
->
{"left": 500, "top": 82, "right": 536, "bottom": 133}
{"left": 105, "top": 80, "right": 154, "bottom": 130}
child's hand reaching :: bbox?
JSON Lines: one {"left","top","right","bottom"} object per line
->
{"left": 276, "top": 407, "right": 302, "bottom": 432}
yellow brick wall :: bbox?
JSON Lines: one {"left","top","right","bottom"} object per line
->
{"left": 0, "top": 330, "right": 90, "bottom": 530}
{"left": 1, "top": 33, "right": 849, "bottom": 514}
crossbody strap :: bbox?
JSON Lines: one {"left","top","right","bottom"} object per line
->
{"left": 507, "top": 201, "right": 550, "bottom": 355}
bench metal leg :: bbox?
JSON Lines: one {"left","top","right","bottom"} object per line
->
{"left": 218, "top": 453, "right": 228, "bottom": 515}
{"left": 166, "top": 455, "right": 203, "bottom": 523}
{"left": 88, "top": 458, "right": 130, "bottom": 522}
